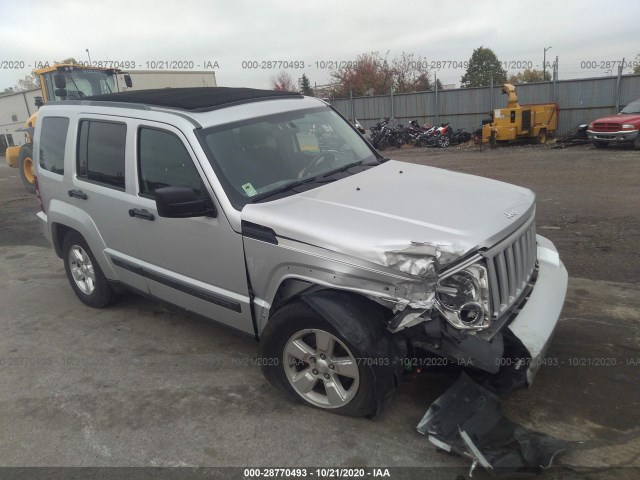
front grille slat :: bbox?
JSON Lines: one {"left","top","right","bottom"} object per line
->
{"left": 485, "top": 216, "right": 537, "bottom": 318}
{"left": 505, "top": 245, "right": 518, "bottom": 300}
{"left": 496, "top": 252, "right": 509, "bottom": 309}
{"left": 513, "top": 237, "right": 524, "bottom": 290}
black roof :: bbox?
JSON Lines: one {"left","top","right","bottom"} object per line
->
{"left": 85, "top": 87, "right": 303, "bottom": 112}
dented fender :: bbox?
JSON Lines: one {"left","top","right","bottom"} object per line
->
{"left": 242, "top": 235, "right": 439, "bottom": 334}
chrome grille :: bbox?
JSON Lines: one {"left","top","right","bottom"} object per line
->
{"left": 484, "top": 216, "right": 537, "bottom": 318}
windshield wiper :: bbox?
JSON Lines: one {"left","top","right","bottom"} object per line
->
{"left": 321, "top": 160, "right": 364, "bottom": 178}
{"left": 251, "top": 176, "right": 321, "bottom": 203}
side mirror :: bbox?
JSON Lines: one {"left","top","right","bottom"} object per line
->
{"left": 123, "top": 74, "right": 132, "bottom": 88}
{"left": 154, "top": 186, "right": 215, "bottom": 218}
{"left": 54, "top": 73, "right": 66, "bottom": 89}
{"left": 34, "top": 97, "right": 44, "bottom": 108}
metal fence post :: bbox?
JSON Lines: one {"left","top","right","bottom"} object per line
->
{"left": 434, "top": 71, "right": 439, "bottom": 125}
{"left": 615, "top": 58, "right": 624, "bottom": 112}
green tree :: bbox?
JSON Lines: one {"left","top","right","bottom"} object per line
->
{"left": 299, "top": 73, "right": 314, "bottom": 95}
{"left": 1, "top": 86, "right": 15, "bottom": 94}
{"left": 460, "top": 47, "right": 507, "bottom": 87}
{"left": 509, "top": 68, "right": 551, "bottom": 84}
{"left": 634, "top": 54, "right": 640, "bottom": 74}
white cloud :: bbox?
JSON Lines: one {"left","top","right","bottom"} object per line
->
{"left": 1, "top": 0, "right": 639, "bottom": 90}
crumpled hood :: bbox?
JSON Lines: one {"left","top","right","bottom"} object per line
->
{"left": 241, "top": 160, "right": 535, "bottom": 273}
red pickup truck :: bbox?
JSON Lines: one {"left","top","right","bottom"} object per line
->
{"left": 587, "top": 99, "right": 640, "bottom": 149}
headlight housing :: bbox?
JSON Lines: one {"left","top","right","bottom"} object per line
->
{"left": 436, "top": 261, "right": 491, "bottom": 330}
{"left": 621, "top": 124, "right": 636, "bottom": 130}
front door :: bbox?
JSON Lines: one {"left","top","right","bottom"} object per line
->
{"left": 127, "top": 122, "right": 254, "bottom": 334}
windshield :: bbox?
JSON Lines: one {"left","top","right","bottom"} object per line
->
{"left": 620, "top": 100, "right": 640, "bottom": 114}
{"left": 199, "top": 107, "right": 377, "bottom": 208}
{"left": 43, "top": 69, "right": 116, "bottom": 101}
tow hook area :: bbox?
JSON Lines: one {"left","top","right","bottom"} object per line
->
{"left": 417, "top": 373, "right": 571, "bottom": 477}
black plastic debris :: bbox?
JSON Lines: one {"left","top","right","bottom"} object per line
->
{"left": 553, "top": 124, "right": 590, "bottom": 148}
{"left": 417, "top": 373, "right": 571, "bottom": 477}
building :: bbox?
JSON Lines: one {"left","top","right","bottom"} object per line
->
{"left": 0, "top": 70, "right": 217, "bottom": 155}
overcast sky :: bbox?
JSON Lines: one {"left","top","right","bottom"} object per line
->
{"left": 1, "top": 0, "right": 639, "bottom": 92}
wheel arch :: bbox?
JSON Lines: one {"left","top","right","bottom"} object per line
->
{"left": 46, "top": 200, "right": 115, "bottom": 279}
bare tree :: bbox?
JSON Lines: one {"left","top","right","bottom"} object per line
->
{"left": 392, "top": 52, "right": 432, "bottom": 93}
{"left": 329, "top": 51, "right": 393, "bottom": 98}
{"left": 269, "top": 71, "right": 297, "bottom": 92}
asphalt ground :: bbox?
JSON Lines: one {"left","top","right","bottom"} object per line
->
{"left": 0, "top": 143, "right": 638, "bottom": 479}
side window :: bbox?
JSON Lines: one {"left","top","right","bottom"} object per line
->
{"left": 138, "top": 127, "right": 203, "bottom": 198}
{"left": 77, "top": 120, "right": 126, "bottom": 189}
{"left": 39, "top": 117, "right": 69, "bottom": 175}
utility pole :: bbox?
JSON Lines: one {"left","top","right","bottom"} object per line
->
{"left": 85, "top": 49, "right": 92, "bottom": 64}
{"left": 543, "top": 46, "right": 552, "bottom": 80}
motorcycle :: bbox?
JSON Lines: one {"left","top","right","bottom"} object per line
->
{"left": 416, "top": 123, "right": 452, "bottom": 148}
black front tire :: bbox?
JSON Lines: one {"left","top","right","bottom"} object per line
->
{"left": 63, "top": 231, "right": 115, "bottom": 308}
{"left": 18, "top": 144, "right": 36, "bottom": 194}
{"left": 437, "top": 134, "right": 451, "bottom": 148}
{"left": 260, "top": 300, "right": 380, "bottom": 417}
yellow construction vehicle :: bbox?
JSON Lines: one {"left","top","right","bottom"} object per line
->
{"left": 6, "top": 64, "right": 131, "bottom": 192}
{"left": 481, "top": 83, "right": 559, "bottom": 145}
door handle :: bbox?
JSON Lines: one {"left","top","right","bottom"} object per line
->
{"left": 128, "top": 208, "right": 155, "bottom": 221}
{"left": 68, "top": 189, "right": 87, "bottom": 200}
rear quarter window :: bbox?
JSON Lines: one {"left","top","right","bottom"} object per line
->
{"left": 39, "top": 117, "right": 69, "bottom": 175}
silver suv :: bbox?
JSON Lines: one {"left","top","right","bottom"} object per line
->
{"left": 34, "top": 88, "right": 568, "bottom": 417}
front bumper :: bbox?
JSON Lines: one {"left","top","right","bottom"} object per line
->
{"left": 507, "top": 235, "right": 567, "bottom": 384}
{"left": 587, "top": 129, "right": 639, "bottom": 143}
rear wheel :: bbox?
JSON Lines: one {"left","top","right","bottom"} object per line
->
{"left": 63, "top": 231, "right": 115, "bottom": 308}
{"left": 18, "top": 144, "right": 36, "bottom": 193}
{"left": 593, "top": 141, "right": 609, "bottom": 149}
{"left": 634, "top": 135, "right": 640, "bottom": 151}
{"left": 260, "top": 300, "right": 380, "bottom": 417}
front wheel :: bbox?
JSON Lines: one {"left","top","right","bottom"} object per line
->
{"left": 437, "top": 134, "right": 451, "bottom": 148}
{"left": 260, "top": 301, "right": 379, "bottom": 417}
{"left": 18, "top": 144, "right": 36, "bottom": 193}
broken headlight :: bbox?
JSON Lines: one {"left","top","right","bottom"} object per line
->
{"left": 436, "top": 262, "right": 491, "bottom": 330}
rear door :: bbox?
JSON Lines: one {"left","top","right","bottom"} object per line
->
{"left": 72, "top": 115, "right": 148, "bottom": 293}
{"left": 127, "top": 121, "right": 254, "bottom": 334}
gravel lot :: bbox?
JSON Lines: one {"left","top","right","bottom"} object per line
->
{"left": 0, "top": 143, "right": 638, "bottom": 479}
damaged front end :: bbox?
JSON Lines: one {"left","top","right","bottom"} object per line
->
{"left": 383, "top": 215, "right": 567, "bottom": 392}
